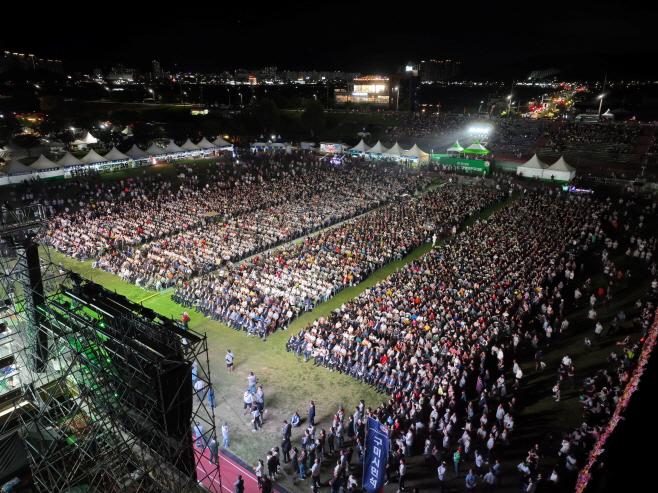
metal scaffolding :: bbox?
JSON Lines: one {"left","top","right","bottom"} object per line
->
{"left": 0, "top": 205, "right": 220, "bottom": 493}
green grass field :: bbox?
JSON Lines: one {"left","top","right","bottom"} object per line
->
{"left": 34, "top": 188, "right": 656, "bottom": 493}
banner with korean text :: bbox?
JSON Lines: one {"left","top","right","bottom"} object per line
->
{"left": 363, "top": 417, "right": 389, "bottom": 493}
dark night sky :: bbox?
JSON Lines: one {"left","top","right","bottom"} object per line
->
{"left": 4, "top": 2, "right": 656, "bottom": 76}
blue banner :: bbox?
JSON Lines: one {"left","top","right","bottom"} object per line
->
{"left": 363, "top": 417, "right": 389, "bottom": 493}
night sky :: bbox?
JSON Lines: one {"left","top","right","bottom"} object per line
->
{"left": 4, "top": 2, "right": 656, "bottom": 76}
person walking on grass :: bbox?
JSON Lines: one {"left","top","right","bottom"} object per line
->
{"left": 226, "top": 349, "right": 234, "bottom": 372}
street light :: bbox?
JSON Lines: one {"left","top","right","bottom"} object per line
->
{"left": 393, "top": 87, "right": 399, "bottom": 112}
{"left": 149, "top": 88, "right": 156, "bottom": 103}
{"left": 597, "top": 75, "right": 607, "bottom": 118}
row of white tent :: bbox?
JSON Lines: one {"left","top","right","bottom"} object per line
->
{"left": 517, "top": 154, "right": 577, "bottom": 182}
{"left": 0, "top": 136, "right": 234, "bottom": 185}
{"left": 348, "top": 139, "right": 430, "bottom": 161}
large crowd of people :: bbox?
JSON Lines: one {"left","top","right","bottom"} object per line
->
{"left": 546, "top": 122, "right": 641, "bottom": 156}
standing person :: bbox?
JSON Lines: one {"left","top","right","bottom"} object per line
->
{"left": 208, "top": 436, "right": 219, "bottom": 465}
{"left": 465, "top": 469, "right": 477, "bottom": 490}
{"left": 311, "top": 458, "right": 321, "bottom": 489}
{"left": 432, "top": 233, "right": 437, "bottom": 247}
{"left": 267, "top": 451, "right": 277, "bottom": 481}
{"left": 193, "top": 421, "right": 205, "bottom": 450}
{"left": 256, "top": 386, "right": 265, "bottom": 412}
{"left": 234, "top": 475, "right": 244, "bottom": 493}
{"left": 483, "top": 467, "right": 497, "bottom": 492}
{"left": 252, "top": 405, "right": 262, "bottom": 432}
{"left": 243, "top": 390, "right": 253, "bottom": 415}
{"left": 553, "top": 383, "right": 561, "bottom": 402}
{"left": 328, "top": 427, "right": 336, "bottom": 454}
{"left": 208, "top": 385, "right": 216, "bottom": 409}
{"left": 299, "top": 450, "right": 308, "bottom": 479}
{"left": 195, "top": 378, "right": 205, "bottom": 402}
{"left": 248, "top": 372, "right": 257, "bottom": 394}
{"left": 291, "top": 448, "right": 300, "bottom": 477}
{"left": 453, "top": 447, "right": 461, "bottom": 478}
{"left": 226, "top": 349, "right": 234, "bottom": 373}
{"left": 281, "top": 436, "right": 292, "bottom": 464}
{"left": 221, "top": 422, "right": 230, "bottom": 448}
{"left": 308, "top": 400, "right": 316, "bottom": 426}
{"left": 438, "top": 461, "right": 447, "bottom": 493}
{"left": 397, "top": 458, "right": 406, "bottom": 493}
{"left": 255, "top": 460, "right": 264, "bottom": 490}
{"left": 182, "top": 311, "right": 190, "bottom": 329}
{"left": 261, "top": 476, "right": 272, "bottom": 493}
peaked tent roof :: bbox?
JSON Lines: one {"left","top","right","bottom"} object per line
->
{"left": 367, "top": 141, "right": 389, "bottom": 154}
{"left": 463, "top": 141, "right": 490, "bottom": 153}
{"left": 548, "top": 156, "right": 576, "bottom": 173}
{"left": 349, "top": 139, "right": 372, "bottom": 153}
{"left": 197, "top": 137, "right": 217, "bottom": 149}
{"left": 104, "top": 147, "right": 130, "bottom": 161}
{"left": 57, "top": 152, "right": 85, "bottom": 167}
{"left": 383, "top": 142, "right": 405, "bottom": 157}
{"left": 30, "top": 154, "right": 61, "bottom": 170}
{"left": 81, "top": 132, "right": 98, "bottom": 144}
{"left": 357, "top": 128, "right": 370, "bottom": 137}
{"left": 404, "top": 143, "right": 429, "bottom": 158}
{"left": 125, "top": 144, "right": 150, "bottom": 159}
{"left": 255, "top": 135, "right": 267, "bottom": 143}
{"left": 80, "top": 149, "right": 110, "bottom": 164}
{"left": 448, "top": 141, "right": 464, "bottom": 152}
{"left": 145, "top": 143, "right": 167, "bottom": 155}
{"left": 1, "top": 159, "right": 34, "bottom": 175}
{"left": 164, "top": 141, "right": 184, "bottom": 153}
{"left": 521, "top": 154, "right": 549, "bottom": 169}
{"left": 122, "top": 126, "right": 133, "bottom": 135}
{"left": 213, "top": 136, "right": 232, "bottom": 147}
{"left": 181, "top": 138, "right": 201, "bottom": 151}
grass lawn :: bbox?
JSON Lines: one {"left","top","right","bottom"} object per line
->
{"left": 35, "top": 188, "right": 656, "bottom": 493}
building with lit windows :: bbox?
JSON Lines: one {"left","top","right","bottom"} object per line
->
{"left": 334, "top": 76, "right": 391, "bottom": 107}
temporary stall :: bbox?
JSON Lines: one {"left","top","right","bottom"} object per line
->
{"left": 121, "top": 126, "right": 133, "bottom": 135}
{"left": 29, "top": 154, "right": 64, "bottom": 180}
{"left": 181, "top": 138, "right": 202, "bottom": 152}
{"left": 212, "top": 136, "right": 233, "bottom": 148}
{"left": 403, "top": 143, "right": 430, "bottom": 163}
{"left": 349, "top": 139, "right": 372, "bottom": 154}
{"left": 517, "top": 154, "right": 548, "bottom": 179}
{"left": 383, "top": 142, "right": 406, "bottom": 158}
{"left": 367, "top": 141, "right": 389, "bottom": 155}
{"left": 357, "top": 128, "right": 370, "bottom": 138}
{"left": 163, "top": 141, "right": 185, "bottom": 154}
{"left": 544, "top": 156, "right": 576, "bottom": 182}
{"left": 0, "top": 159, "right": 36, "bottom": 184}
{"left": 251, "top": 135, "right": 269, "bottom": 152}
{"left": 103, "top": 147, "right": 130, "bottom": 162}
{"left": 447, "top": 141, "right": 464, "bottom": 155}
{"left": 463, "top": 141, "right": 490, "bottom": 155}
{"left": 125, "top": 144, "right": 151, "bottom": 160}
{"left": 57, "top": 152, "right": 85, "bottom": 168}
{"left": 197, "top": 137, "right": 218, "bottom": 149}
{"left": 80, "top": 149, "right": 110, "bottom": 165}
{"left": 145, "top": 143, "right": 167, "bottom": 156}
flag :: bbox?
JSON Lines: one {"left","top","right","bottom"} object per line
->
{"left": 363, "top": 417, "right": 388, "bottom": 493}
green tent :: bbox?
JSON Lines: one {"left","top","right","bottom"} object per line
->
{"left": 463, "top": 141, "right": 490, "bottom": 155}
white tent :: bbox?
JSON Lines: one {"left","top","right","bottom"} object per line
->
{"left": 30, "top": 154, "right": 62, "bottom": 170}
{"left": 213, "top": 136, "right": 232, "bottom": 148}
{"left": 80, "top": 149, "right": 109, "bottom": 165}
{"left": 544, "top": 156, "right": 576, "bottom": 182}
{"left": 104, "top": 147, "right": 130, "bottom": 161}
{"left": 164, "top": 141, "right": 184, "bottom": 153}
{"left": 447, "top": 141, "right": 464, "bottom": 155}
{"left": 181, "top": 138, "right": 201, "bottom": 151}
{"left": 404, "top": 143, "right": 430, "bottom": 163}
{"left": 357, "top": 128, "right": 370, "bottom": 138}
{"left": 1, "top": 160, "right": 35, "bottom": 175}
{"left": 145, "top": 143, "right": 167, "bottom": 156}
{"left": 463, "top": 141, "right": 490, "bottom": 153}
{"left": 121, "top": 126, "right": 133, "bottom": 135}
{"left": 517, "top": 154, "right": 548, "bottom": 179}
{"left": 81, "top": 132, "right": 98, "bottom": 144}
{"left": 349, "top": 139, "right": 372, "bottom": 154}
{"left": 367, "top": 141, "right": 389, "bottom": 154}
{"left": 58, "top": 152, "right": 85, "bottom": 167}
{"left": 197, "top": 137, "right": 217, "bottom": 149}
{"left": 383, "top": 142, "right": 405, "bottom": 158}
{"left": 125, "top": 144, "right": 150, "bottom": 159}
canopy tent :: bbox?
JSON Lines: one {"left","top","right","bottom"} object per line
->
{"left": 72, "top": 132, "right": 98, "bottom": 146}
{"left": 517, "top": 154, "right": 548, "bottom": 179}
{"left": 163, "top": 141, "right": 184, "bottom": 153}
{"left": 80, "top": 149, "right": 109, "bottom": 165}
{"left": 348, "top": 139, "right": 372, "bottom": 154}
{"left": 357, "top": 128, "right": 370, "bottom": 138}
{"left": 601, "top": 109, "right": 614, "bottom": 120}
{"left": 125, "top": 144, "right": 150, "bottom": 159}
{"left": 463, "top": 141, "right": 490, "bottom": 155}
{"left": 255, "top": 135, "right": 267, "bottom": 143}
{"left": 367, "top": 141, "right": 389, "bottom": 154}
{"left": 447, "top": 141, "right": 464, "bottom": 154}
{"left": 1, "top": 160, "right": 35, "bottom": 175}
{"left": 403, "top": 143, "right": 430, "bottom": 163}
{"left": 274, "top": 135, "right": 285, "bottom": 144}
{"left": 145, "top": 143, "right": 167, "bottom": 156}
{"left": 181, "top": 138, "right": 201, "bottom": 151}
{"left": 121, "top": 126, "right": 133, "bottom": 135}
{"left": 30, "top": 154, "right": 62, "bottom": 170}
{"left": 544, "top": 156, "right": 576, "bottom": 182}
{"left": 212, "top": 136, "right": 232, "bottom": 148}
{"left": 383, "top": 142, "right": 406, "bottom": 158}
{"left": 104, "top": 147, "right": 130, "bottom": 161}
{"left": 57, "top": 152, "right": 85, "bottom": 167}
{"left": 197, "top": 137, "right": 217, "bottom": 149}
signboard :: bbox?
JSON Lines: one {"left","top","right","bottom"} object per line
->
{"left": 363, "top": 417, "right": 388, "bottom": 493}
{"left": 320, "top": 143, "right": 343, "bottom": 154}
{"left": 436, "top": 157, "right": 490, "bottom": 175}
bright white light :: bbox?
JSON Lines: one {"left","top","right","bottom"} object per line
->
{"left": 469, "top": 126, "right": 491, "bottom": 134}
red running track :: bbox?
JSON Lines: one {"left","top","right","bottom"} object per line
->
{"left": 194, "top": 444, "right": 262, "bottom": 493}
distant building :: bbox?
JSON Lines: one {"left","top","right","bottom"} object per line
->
{"left": 152, "top": 60, "right": 163, "bottom": 79}
{"left": 334, "top": 74, "right": 414, "bottom": 110}
{"left": 1, "top": 51, "right": 63, "bottom": 74}
{"left": 419, "top": 59, "right": 460, "bottom": 82}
